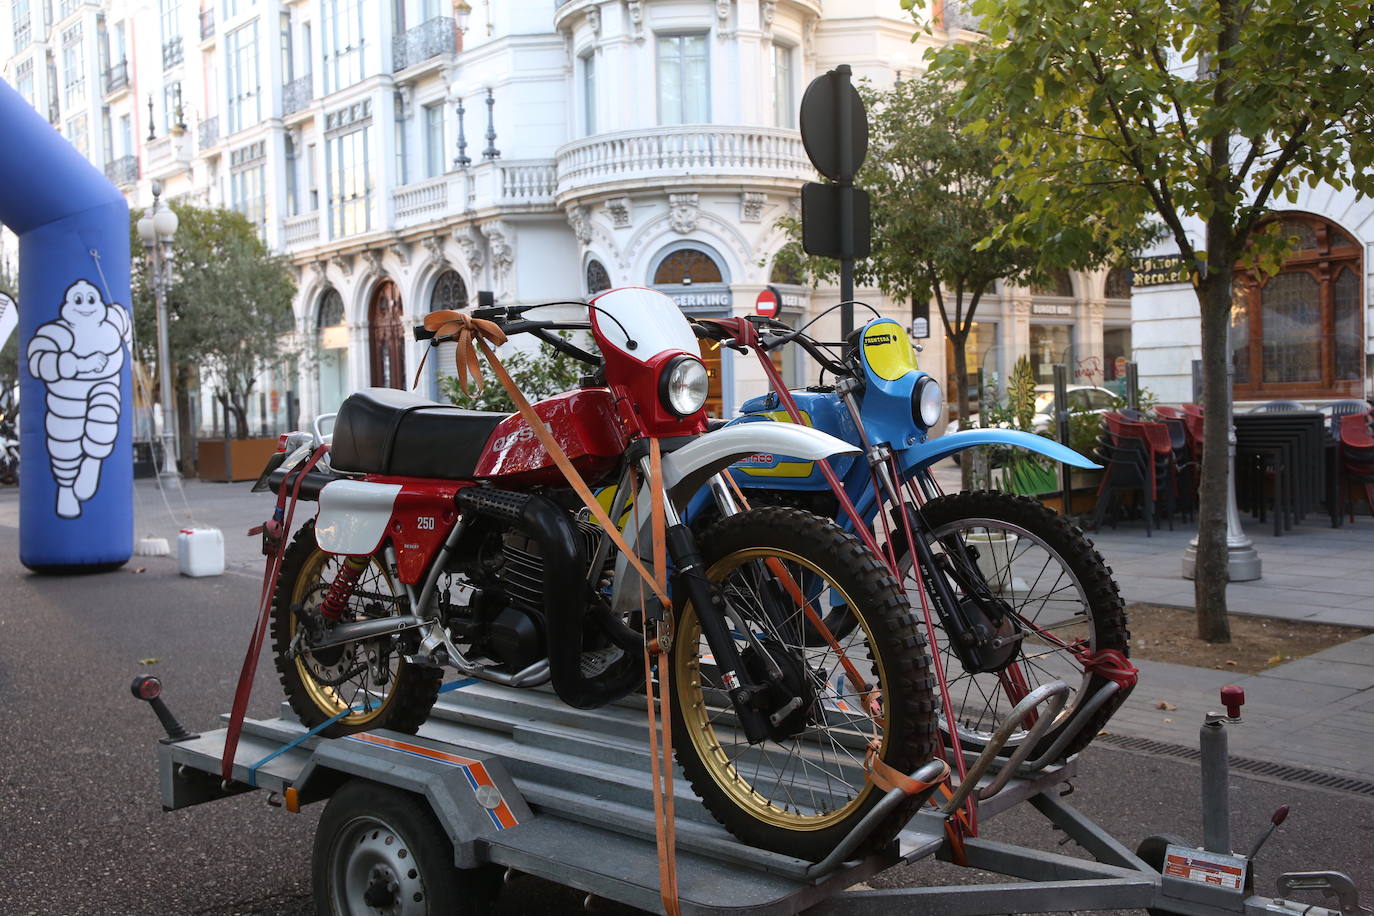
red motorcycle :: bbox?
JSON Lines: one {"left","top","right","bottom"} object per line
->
{"left": 260, "top": 287, "right": 940, "bottom": 860}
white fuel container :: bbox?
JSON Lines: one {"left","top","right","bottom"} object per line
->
{"left": 177, "top": 527, "right": 225, "bottom": 577}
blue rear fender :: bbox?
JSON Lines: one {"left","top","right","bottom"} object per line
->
{"left": 901, "top": 428, "right": 1099, "bottom": 475}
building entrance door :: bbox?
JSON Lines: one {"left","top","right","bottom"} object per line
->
{"left": 369, "top": 279, "right": 406, "bottom": 389}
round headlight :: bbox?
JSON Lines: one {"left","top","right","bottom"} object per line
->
{"left": 661, "top": 355, "right": 709, "bottom": 416}
{"left": 912, "top": 377, "right": 944, "bottom": 428}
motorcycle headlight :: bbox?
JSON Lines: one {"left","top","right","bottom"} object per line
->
{"left": 660, "top": 355, "right": 710, "bottom": 417}
{"left": 912, "top": 377, "right": 944, "bottom": 428}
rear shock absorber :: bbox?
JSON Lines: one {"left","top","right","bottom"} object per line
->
{"left": 319, "top": 556, "right": 370, "bottom": 622}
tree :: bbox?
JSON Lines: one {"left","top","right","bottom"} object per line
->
{"left": 0, "top": 259, "right": 17, "bottom": 401}
{"left": 781, "top": 77, "right": 1144, "bottom": 487}
{"left": 920, "top": 0, "right": 1374, "bottom": 641}
{"left": 438, "top": 332, "right": 587, "bottom": 413}
{"left": 131, "top": 206, "right": 297, "bottom": 448}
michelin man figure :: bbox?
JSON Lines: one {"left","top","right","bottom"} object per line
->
{"left": 27, "top": 279, "right": 131, "bottom": 518}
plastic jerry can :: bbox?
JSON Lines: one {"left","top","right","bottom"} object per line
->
{"left": 178, "top": 528, "right": 225, "bottom": 577}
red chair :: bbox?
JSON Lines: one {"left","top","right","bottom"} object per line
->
{"left": 1154, "top": 405, "right": 1183, "bottom": 419}
{"left": 1118, "top": 418, "right": 1179, "bottom": 528}
{"left": 1339, "top": 411, "right": 1374, "bottom": 520}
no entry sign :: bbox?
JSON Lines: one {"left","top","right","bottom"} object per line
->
{"left": 755, "top": 286, "right": 780, "bottom": 317}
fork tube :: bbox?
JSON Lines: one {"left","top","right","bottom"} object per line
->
{"left": 643, "top": 458, "right": 772, "bottom": 744}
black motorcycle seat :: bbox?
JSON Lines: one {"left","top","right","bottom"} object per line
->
{"left": 329, "top": 388, "right": 508, "bottom": 480}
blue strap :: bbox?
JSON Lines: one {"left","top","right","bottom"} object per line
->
{"left": 244, "top": 677, "right": 479, "bottom": 787}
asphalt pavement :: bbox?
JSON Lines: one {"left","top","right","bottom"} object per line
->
{"left": 0, "top": 479, "right": 1370, "bottom": 914}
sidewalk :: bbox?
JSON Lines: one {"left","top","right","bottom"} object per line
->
{"left": 1087, "top": 518, "right": 1374, "bottom": 783}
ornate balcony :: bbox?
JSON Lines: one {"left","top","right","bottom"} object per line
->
{"left": 392, "top": 17, "right": 456, "bottom": 73}
{"left": 103, "top": 60, "right": 129, "bottom": 95}
{"left": 393, "top": 175, "right": 449, "bottom": 226}
{"left": 555, "top": 125, "right": 812, "bottom": 204}
{"left": 282, "top": 212, "right": 321, "bottom": 249}
{"left": 104, "top": 154, "right": 139, "bottom": 187}
{"left": 282, "top": 74, "right": 313, "bottom": 116}
{"left": 199, "top": 8, "right": 214, "bottom": 40}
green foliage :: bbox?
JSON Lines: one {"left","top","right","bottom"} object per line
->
{"left": 130, "top": 204, "right": 297, "bottom": 438}
{"left": 918, "top": 0, "right": 1374, "bottom": 638}
{"left": 438, "top": 332, "right": 587, "bottom": 413}
{"left": 1006, "top": 356, "right": 1037, "bottom": 432}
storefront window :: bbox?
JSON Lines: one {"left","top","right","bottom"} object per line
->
{"left": 1234, "top": 213, "right": 1363, "bottom": 398}
{"left": 316, "top": 289, "right": 348, "bottom": 415}
{"left": 945, "top": 321, "right": 998, "bottom": 421}
{"left": 1029, "top": 324, "right": 1073, "bottom": 383}
{"left": 1103, "top": 327, "right": 1131, "bottom": 382}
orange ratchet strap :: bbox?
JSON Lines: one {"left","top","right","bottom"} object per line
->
{"left": 432, "top": 308, "right": 681, "bottom": 911}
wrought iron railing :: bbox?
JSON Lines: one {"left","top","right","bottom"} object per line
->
{"left": 198, "top": 115, "right": 219, "bottom": 150}
{"left": 282, "top": 74, "right": 313, "bottom": 116}
{"left": 103, "top": 60, "right": 129, "bottom": 94}
{"left": 163, "top": 36, "right": 184, "bottom": 69}
{"left": 105, "top": 155, "right": 139, "bottom": 186}
{"left": 392, "top": 17, "right": 457, "bottom": 72}
{"left": 199, "top": 8, "right": 214, "bottom": 40}
{"left": 555, "top": 126, "right": 811, "bottom": 198}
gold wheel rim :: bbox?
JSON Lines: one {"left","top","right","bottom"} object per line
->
{"left": 291, "top": 550, "right": 401, "bottom": 727}
{"left": 674, "top": 547, "right": 886, "bottom": 832}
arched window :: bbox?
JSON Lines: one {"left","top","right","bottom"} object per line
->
{"left": 653, "top": 248, "right": 723, "bottom": 285}
{"left": 1233, "top": 213, "right": 1363, "bottom": 398}
{"left": 317, "top": 288, "right": 345, "bottom": 329}
{"left": 586, "top": 259, "right": 611, "bottom": 294}
{"left": 1104, "top": 266, "right": 1131, "bottom": 299}
{"left": 431, "top": 269, "right": 468, "bottom": 311}
{"left": 1031, "top": 269, "right": 1074, "bottom": 297}
{"left": 368, "top": 278, "right": 406, "bottom": 389}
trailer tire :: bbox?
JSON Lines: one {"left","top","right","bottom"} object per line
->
{"left": 314, "top": 779, "right": 499, "bottom": 916}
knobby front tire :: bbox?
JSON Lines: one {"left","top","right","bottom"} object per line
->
{"left": 670, "top": 506, "right": 939, "bottom": 862}
{"left": 901, "top": 490, "right": 1129, "bottom": 760}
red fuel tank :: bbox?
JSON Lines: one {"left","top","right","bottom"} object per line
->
{"left": 473, "top": 388, "right": 626, "bottom": 486}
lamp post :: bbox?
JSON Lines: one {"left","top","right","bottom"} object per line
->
{"left": 137, "top": 180, "right": 181, "bottom": 484}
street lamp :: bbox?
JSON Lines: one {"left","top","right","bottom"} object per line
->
{"left": 137, "top": 180, "right": 181, "bottom": 485}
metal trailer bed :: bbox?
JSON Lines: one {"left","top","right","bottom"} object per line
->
{"left": 148, "top": 680, "right": 1363, "bottom": 916}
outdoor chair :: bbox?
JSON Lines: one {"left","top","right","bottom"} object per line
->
{"left": 1322, "top": 400, "right": 1371, "bottom": 440}
{"left": 1249, "top": 400, "right": 1305, "bottom": 413}
{"left": 1159, "top": 416, "right": 1197, "bottom": 519}
{"left": 1110, "top": 415, "right": 1179, "bottom": 529}
{"left": 1339, "top": 411, "right": 1374, "bottom": 521}
{"left": 1090, "top": 436, "right": 1157, "bottom": 536}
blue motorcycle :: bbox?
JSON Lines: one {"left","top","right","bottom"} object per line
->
{"left": 686, "top": 313, "right": 1134, "bottom": 763}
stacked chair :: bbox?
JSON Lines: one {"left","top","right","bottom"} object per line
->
{"left": 1091, "top": 412, "right": 1182, "bottom": 534}
{"left": 1233, "top": 409, "right": 1328, "bottom": 533}
{"left": 1339, "top": 410, "right": 1374, "bottom": 521}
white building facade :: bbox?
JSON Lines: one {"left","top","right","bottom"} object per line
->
{"left": 3, "top": 0, "right": 1139, "bottom": 436}
{"left": 1132, "top": 190, "right": 1373, "bottom": 407}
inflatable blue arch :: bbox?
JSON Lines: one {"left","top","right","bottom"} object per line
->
{"left": 0, "top": 78, "right": 133, "bottom": 571}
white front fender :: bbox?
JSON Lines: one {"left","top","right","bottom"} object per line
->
{"left": 609, "top": 424, "right": 859, "bottom": 614}
{"left": 660, "top": 422, "right": 859, "bottom": 508}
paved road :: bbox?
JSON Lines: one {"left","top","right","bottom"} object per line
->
{"left": 0, "top": 483, "right": 1369, "bottom": 914}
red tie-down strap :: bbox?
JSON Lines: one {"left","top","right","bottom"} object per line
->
{"left": 1081, "top": 648, "right": 1139, "bottom": 691}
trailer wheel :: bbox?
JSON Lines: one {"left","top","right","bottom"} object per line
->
{"left": 314, "top": 779, "right": 499, "bottom": 916}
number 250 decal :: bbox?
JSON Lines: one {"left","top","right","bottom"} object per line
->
{"left": 416, "top": 517, "right": 435, "bottom": 530}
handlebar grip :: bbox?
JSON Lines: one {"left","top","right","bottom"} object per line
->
{"left": 413, "top": 325, "right": 436, "bottom": 341}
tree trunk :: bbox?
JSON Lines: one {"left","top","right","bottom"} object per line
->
{"left": 952, "top": 331, "right": 973, "bottom": 491}
{"left": 230, "top": 402, "right": 249, "bottom": 440}
{"left": 174, "top": 363, "right": 196, "bottom": 477}
{"left": 1193, "top": 268, "right": 1234, "bottom": 644}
